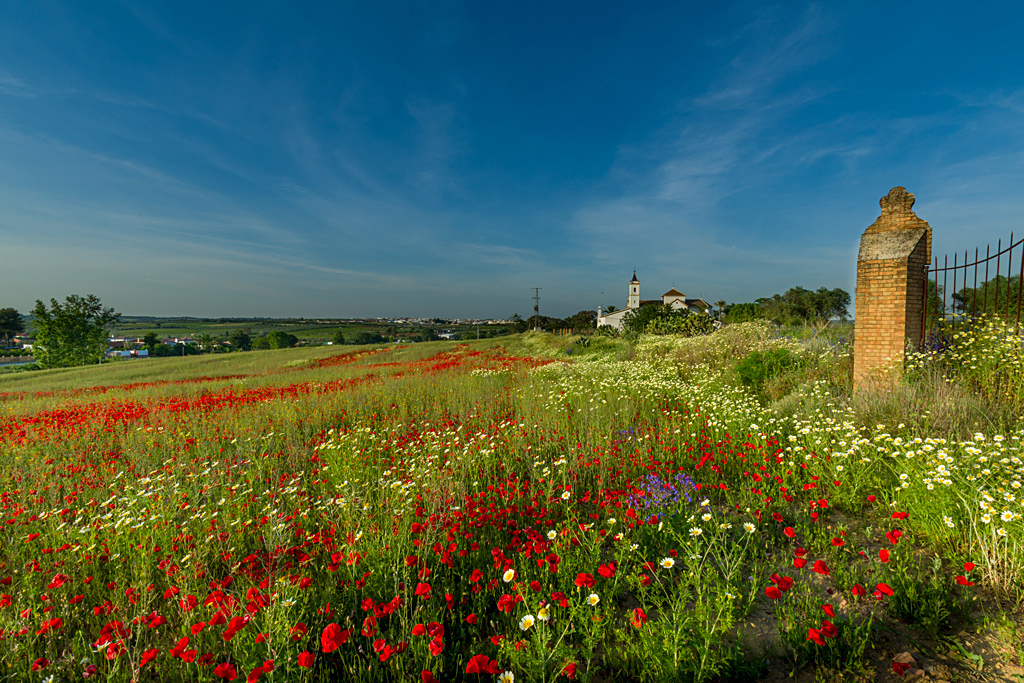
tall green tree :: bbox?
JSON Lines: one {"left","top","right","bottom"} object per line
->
{"left": 0, "top": 308, "right": 24, "bottom": 346}
{"left": 229, "top": 330, "right": 252, "bottom": 351}
{"left": 31, "top": 294, "right": 120, "bottom": 368}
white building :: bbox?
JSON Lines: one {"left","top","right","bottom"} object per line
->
{"left": 597, "top": 272, "right": 712, "bottom": 332}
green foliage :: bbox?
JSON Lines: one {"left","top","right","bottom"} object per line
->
{"left": 565, "top": 309, "right": 597, "bottom": 330}
{"left": 735, "top": 348, "right": 795, "bottom": 393}
{"left": 266, "top": 330, "right": 299, "bottom": 349}
{"left": 353, "top": 330, "right": 385, "bottom": 345}
{"left": 30, "top": 294, "right": 120, "bottom": 368}
{"left": 509, "top": 313, "right": 528, "bottom": 333}
{"left": 759, "top": 286, "right": 851, "bottom": 325}
{"left": 884, "top": 557, "right": 953, "bottom": 638}
{"left": 0, "top": 308, "right": 24, "bottom": 345}
{"left": 953, "top": 274, "right": 1020, "bottom": 317}
{"left": 622, "top": 304, "right": 712, "bottom": 335}
{"left": 332, "top": 330, "right": 346, "bottom": 345}
{"left": 645, "top": 310, "right": 715, "bottom": 337}
{"left": 143, "top": 332, "right": 159, "bottom": 349}
{"left": 228, "top": 330, "right": 252, "bottom": 351}
{"left": 723, "top": 302, "right": 762, "bottom": 324}
{"left": 251, "top": 336, "right": 271, "bottom": 350}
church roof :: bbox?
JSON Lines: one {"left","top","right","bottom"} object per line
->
{"left": 662, "top": 288, "right": 685, "bottom": 297}
{"left": 630, "top": 271, "right": 639, "bottom": 283}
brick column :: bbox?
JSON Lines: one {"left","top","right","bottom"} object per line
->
{"left": 853, "top": 187, "right": 932, "bottom": 390}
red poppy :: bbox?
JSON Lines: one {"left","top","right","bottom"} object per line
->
{"left": 421, "top": 672, "right": 438, "bottom": 683}
{"left": 574, "top": 573, "right": 594, "bottom": 588}
{"left": 630, "top": 607, "right": 648, "bottom": 628}
{"left": 811, "top": 560, "right": 830, "bottom": 577}
{"left": 964, "top": 562, "right": 975, "bottom": 572}
{"left": 793, "top": 557, "right": 806, "bottom": 569}
{"left": 820, "top": 620, "right": 837, "bottom": 639}
{"left": 598, "top": 562, "right": 616, "bottom": 578}
{"left": 321, "top": 623, "right": 350, "bottom": 653}
{"left": 466, "top": 613, "right": 478, "bottom": 624}
{"left": 851, "top": 583, "right": 867, "bottom": 597}
{"left": 807, "top": 627, "right": 825, "bottom": 646}
{"left": 297, "top": 652, "right": 314, "bottom": 668}
{"left": 426, "top": 622, "right": 444, "bottom": 638}
{"left": 170, "top": 636, "right": 190, "bottom": 659}
{"left": 879, "top": 549, "right": 890, "bottom": 563}
{"left": 886, "top": 529, "right": 903, "bottom": 545}
{"left": 411, "top": 623, "right": 426, "bottom": 636}
{"left": 783, "top": 527, "right": 795, "bottom": 538}
{"left": 140, "top": 648, "right": 159, "bottom": 666}
{"left": 955, "top": 575, "right": 974, "bottom": 586}
{"left": 765, "top": 586, "right": 782, "bottom": 600}
{"left": 830, "top": 537, "right": 844, "bottom": 547}
{"left": 214, "top": 663, "right": 238, "bottom": 681}
{"left": 466, "top": 654, "right": 502, "bottom": 674}
{"left": 822, "top": 604, "right": 834, "bottom": 618}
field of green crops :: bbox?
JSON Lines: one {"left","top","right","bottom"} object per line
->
{"left": 1, "top": 324, "right": 1022, "bottom": 682}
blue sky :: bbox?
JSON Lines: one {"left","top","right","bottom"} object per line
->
{"left": 2, "top": 2, "right": 1023, "bottom": 318}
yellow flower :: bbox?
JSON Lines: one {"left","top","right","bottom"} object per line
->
{"left": 503, "top": 569, "right": 516, "bottom": 583}
{"left": 519, "top": 614, "right": 535, "bottom": 630}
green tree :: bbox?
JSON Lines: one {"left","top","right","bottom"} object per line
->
{"left": 509, "top": 314, "right": 528, "bottom": 334}
{"left": 251, "top": 336, "right": 271, "bottom": 350}
{"left": 724, "top": 302, "right": 761, "bottom": 323}
{"left": 229, "top": 330, "right": 252, "bottom": 351}
{"left": 31, "top": 294, "right": 120, "bottom": 368}
{"left": 0, "top": 308, "right": 25, "bottom": 346}
{"left": 353, "top": 330, "right": 385, "bottom": 345}
{"left": 267, "top": 331, "right": 299, "bottom": 349}
{"left": 621, "top": 304, "right": 683, "bottom": 334}
{"left": 332, "top": 330, "right": 346, "bottom": 345}
{"left": 143, "top": 332, "right": 160, "bottom": 350}
{"left": 565, "top": 310, "right": 597, "bottom": 331}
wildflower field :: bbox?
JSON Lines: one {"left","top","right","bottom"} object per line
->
{"left": 1, "top": 324, "right": 1022, "bottom": 682}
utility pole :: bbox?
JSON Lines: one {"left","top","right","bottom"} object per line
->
{"left": 532, "top": 288, "right": 542, "bottom": 331}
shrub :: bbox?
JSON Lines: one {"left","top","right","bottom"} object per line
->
{"left": 736, "top": 348, "right": 795, "bottom": 394}
{"left": 645, "top": 312, "right": 715, "bottom": 337}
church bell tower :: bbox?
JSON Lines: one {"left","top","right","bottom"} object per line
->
{"left": 628, "top": 271, "right": 640, "bottom": 309}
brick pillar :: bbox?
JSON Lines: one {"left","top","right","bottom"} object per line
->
{"left": 853, "top": 187, "right": 932, "bottom": 391}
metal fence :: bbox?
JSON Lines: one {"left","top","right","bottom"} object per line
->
{"left": 922, "top": 231, "right": 1024, "bottom": 339}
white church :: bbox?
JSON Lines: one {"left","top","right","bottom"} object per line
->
{"left": 597, "top": 272, "right": 712, "bottom": 332}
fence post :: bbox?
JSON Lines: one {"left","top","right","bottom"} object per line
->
{"left": 853, "top": 187, "right": 932, "bottom": 391}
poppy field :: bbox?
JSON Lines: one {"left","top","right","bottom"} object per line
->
{"left": 1, "top": 325, "right": 1022, "bottom": 682}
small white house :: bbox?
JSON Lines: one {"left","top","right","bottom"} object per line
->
{"left": 597, "top": 272, "right": 712, "bottom": 332}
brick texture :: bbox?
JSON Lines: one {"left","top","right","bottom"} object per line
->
{"left": 853, "top": 187, "right": 931, "bottom": 390}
